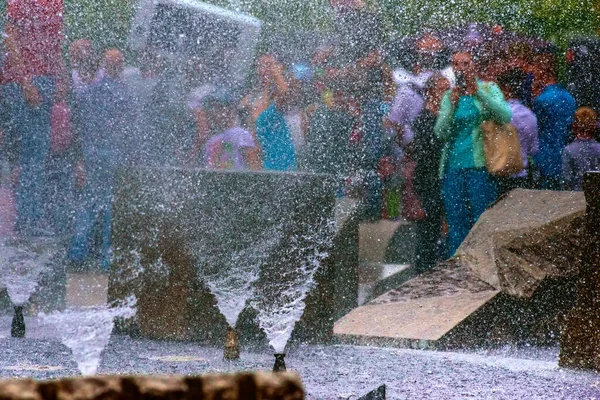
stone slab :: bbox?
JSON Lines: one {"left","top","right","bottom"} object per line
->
{"left": 359, "top": 220, "right": 405, "bottom": 263}
{"left": 455, "top": 189, "right": 585, "bottom": 297}
{"left": 66, "top": 274, "right": 108, "bottom": 308}
{"left": 335, "top": 290, "right": 499, "bottom": 342}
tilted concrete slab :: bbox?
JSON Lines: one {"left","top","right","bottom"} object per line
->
{"left": 456, "top": 189, "right": 585, "bottom": 297}
{"left": 335, "top": 261, "right": 499, "bottom": 347}
{"left": 335, "top": 290, "right": 499, "bottom": 342}
{"left": 335, "top": 189, "right": 585, "bottom": 347}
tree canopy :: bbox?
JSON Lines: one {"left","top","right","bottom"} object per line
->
{"left": 0, "top": 0, "right": 596, "bottom": 50}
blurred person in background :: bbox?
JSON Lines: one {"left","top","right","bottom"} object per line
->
{"left": 562, "top": 107, "right": 600, "bottom": 191}
{"left": 241, "top": 54, "right": 296, "bottom": 171}
{"left": 412, "top": 74, "right": 450, "bottom": 272}
{"left": 496, "top": 68, "right": 539, "bottom": 193}
{"left": 531, "top": 48, "right": 576, "bottom": 190}
{"left": 303, "top": 45, "right": 356, "bottom": 182}
{"left": 1, "top": 0, "right": 66, "bottom": 235}
{"left": 505, "top": 42, "right": 535, "bottom": 108}
{"left": 70, "top": 39, "right": 104, "bottom": 96}
{"left": 326, "top": 0, "right": 386, "bottom": 220}
{"left": 389, "top": 33, "right": 454, "bottom": 147}
{"left": 202, "top": 91, "right": 258, "bottom": 170}
{"left": 435, "top": 52, "right": 511, "bottom": 255}
{"left": 121, "top": 49, "right": 164, "bottom": 166}
{"left": 43, "top": 79, "right": 75, "bottom": 235}
{"left": 69, "top": 49, "right": 132, "bottom": 271}
{"left": 388, "top": 33, "right": 453, "bottom": 222}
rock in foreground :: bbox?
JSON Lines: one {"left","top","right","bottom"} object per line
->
{"left": 0, "top": 372, "right": 304, "bottom": 400}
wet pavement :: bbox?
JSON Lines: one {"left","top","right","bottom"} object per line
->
{"left": 0, "top": 315, "right": 599, "bottom": 399}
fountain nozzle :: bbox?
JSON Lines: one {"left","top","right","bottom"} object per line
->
{"left": 273, "top": 353, "right": 286, "bottom": 372}
{"left": 11, "top": 305, "right": 25, "bottom": 338}
{"left": 223, "top": 325, "right": 240, "bottom": 360}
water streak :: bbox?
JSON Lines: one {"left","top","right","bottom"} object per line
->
{"left": 251, "top": 217, "right": 335, "bottom": 353}
{"left": 40, "top": 296, "right": 137, "bottom": 375}
{"left": 195, "top": 224, "right": 284, "bottom": 327}
{"left": 0, "top": 237, "right": 61, "bottom": 306}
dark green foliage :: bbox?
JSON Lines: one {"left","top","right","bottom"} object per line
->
{"left": 0, "top": 0, "right": 596, "bottom": 53}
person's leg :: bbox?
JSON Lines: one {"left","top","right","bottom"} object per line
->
{"left": 17, "top": 77, "right": 54, "bottom": 234}
{"left": 47, "top": 154, "right": 74, "bottom": 235}
{"left": 69, "top": 168, "right": 100, "bottom": 264}
{"left": 359, "top": 100, "right": 385, "bottom": 221}
{"left": 362, "top": 169, "right": 383, "bottom": 221}
{"left": 69, "top": 192, "right": 97, "bottom": 264}
{"left": 100, "top": 198, "right": 112, "bottom": 271}
{"left": 414, "top": 215, "right": 439, "bottom": 272}
{"left": 360, "top": 100, "right": 385, "bottom": 168}
{"left": 442, "top": 169, "right": 471, "bottom": 256}
{"left": 467, "top": 169, "right": 498, "bottom": 224}
{"left": 0, "top": 82, "right": 31, "bottom": 233}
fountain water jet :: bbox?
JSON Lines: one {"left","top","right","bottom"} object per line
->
{"left": 251, "top": 217, "right": 336, "bottom": 360}
{"left": 0, "top": 236, "right": 63, "bottom": 337}
{"left": 40, "top": 296, "right": 137, "bottom": 375}
{"left": 194, "top": 224, "right": 283, "bottom": 360}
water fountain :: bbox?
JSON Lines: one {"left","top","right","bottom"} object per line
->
{"left": 109, "top": 168, "right": 339, "bottom": 347}
{"left": 193, "top": 223, "right": 283, "bottom": 360}
{"left": 40, "top": 296, "right": 137, "bottom": 375}
{"left": 250, "top": 216, "right": 336, "bottom": 370}
{"left": 0, "top": 237, "right": 63, "bottom": 337}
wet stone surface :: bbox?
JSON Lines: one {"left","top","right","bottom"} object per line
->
{"left": 371, "top": 261, "right": 495, "bottom": 305}
{"left": 0, "top": 317, "right": 599, "bottom": 399}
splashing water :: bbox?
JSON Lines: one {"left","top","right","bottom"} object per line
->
{"left": 40, "top": 296, "right": 137, "bottom": 375}
{"left": 251, "top": 217, "right": 335, "bottom": 353}
{"left": 0, "top": 237, "right": 62, "bottom": 306}
{"left": 195, "top": 224, "right": 284, "bottom": 327}
{"left": 112, "top": 249, "right": 170, "bottom": 293}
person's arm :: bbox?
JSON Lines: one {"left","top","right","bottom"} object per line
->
{"left": 562, "top": 95, "right": 577, "bottom": 143}
{"left": 271, "top": 67, "right": 293, "bottom": 111}
{"left": 434, "top": 91, "right": 455, "bottom": 143}
{"left": 188, "top": 108, "right": 211, "bottom": 164}
{"left": 382, "top": 63, "right": 396, "bottom": 103}
{"left": 237, "top": 129, "right": 262, "bottom": 170}
{"left": 69, "top": 97, "right": 86, "bottom": 188}
{"left": 529, "top": 112, "right": 539, "bottom": 156}
{"left": 327, "top": 49, "right": 383, "bottom": 84}
{"left": 475, "top": 81, "right": 512, "bottom": 124}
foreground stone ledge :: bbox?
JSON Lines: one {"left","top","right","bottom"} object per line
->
{"left": 0, "top": 372, "right": 304, "bottom": 400}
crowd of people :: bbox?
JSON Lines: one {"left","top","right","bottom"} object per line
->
{"left": 2, "top": 0, "right": 600, "bottom": 273}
